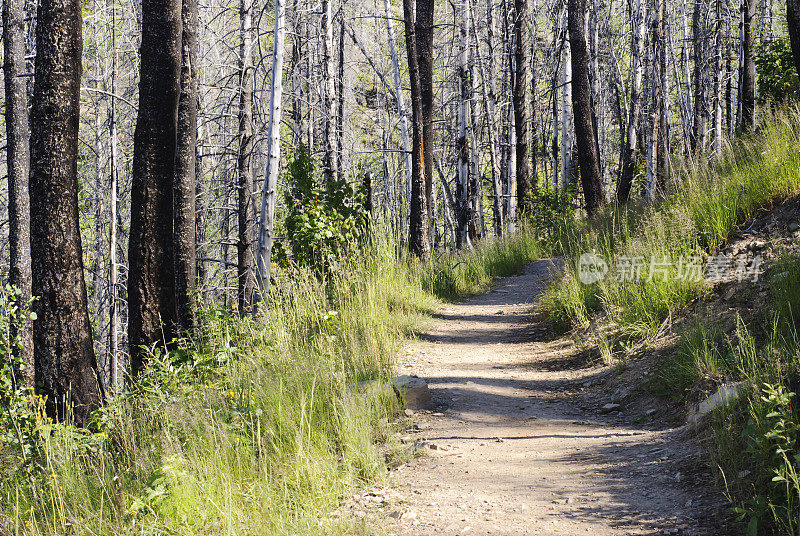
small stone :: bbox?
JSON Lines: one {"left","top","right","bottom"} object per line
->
{"left": 600, "top": 403, "right": 621, "bottom": 413}
{"left": 404, "top": 408, "right": 415, "bottom": 416}
{"left": 392, "top": 375, "right": 435, "bottom": 410}
{"left": 789, "top": 222, "right": 798, "bottom": 232}
{"left": 739, "top": 470, "right": 751, "bottom": 478}
{"left": 400, "top": 510, "right": 417, "bottom": 521}
{"left": 645, "top": 409, "right": 657, "bottom": 416}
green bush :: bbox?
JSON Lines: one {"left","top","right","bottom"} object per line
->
{"left": 282, "top": 146, "right": 369, "bottom": 273}
{"left": 756, "top": 38, "right": 800, "bottom": 105}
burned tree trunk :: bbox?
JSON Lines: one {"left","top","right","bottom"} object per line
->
{"left": 740, "top": 0, "right": 756, "bottom": 130}
{"left": 617, "top": 0, "right": 645, "bottom": 203}
{"left": 174, "top": 0, "right": 198, "bottom": 332}
{"left": 237, "top": 0, "right": 255, "bottom": 312}
{"left": 788, "top": 0, "right": 800, "bottom": 78}
{"left": 129, "top": 0, "right": 182, "bottom": 373}
{"left": 569, "top": 0, "right": 604, "bottom": 214}
{"left": 3, "top": 0, "right": 34, "bottom": 386}
{"left": 30, "top": 0, "right": 103, "bottom": 422}
{"left": 254, "top": 0, "right": 285, "bottom": 308}
{"left": 403, "top": 0, "right": 432, "bottom": 260}
{"left": 512, "top": 0, "right": 531, "bottom": 214}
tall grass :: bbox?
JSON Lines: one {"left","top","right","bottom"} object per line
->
{"left": 417, "top": 230, "right": 542, "bottom": 300}
{"left": 0, "top": 231, "right": 541, "bottom": 535}
{"left": 541, "top": 108, "right": 800, "bottom": 338}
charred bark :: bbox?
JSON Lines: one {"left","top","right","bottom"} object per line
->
{"left": 129, "top": 0, "right": 182, "bottom": 373}
{"left": 30, "top": 0, "right": 103, "bottom": 423}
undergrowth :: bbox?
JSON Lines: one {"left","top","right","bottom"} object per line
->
{"left": 535, "top": 108, "right": 800, "bottom": 534}
{"left": 0, "top": 231, "right": 540, "bottom": 535}
{"left": 541, "top": 108, "right": 800, "bottom": 338}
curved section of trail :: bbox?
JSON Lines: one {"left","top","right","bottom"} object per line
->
{"left": 375, "top": 260, "right": 726, "bottom": 536}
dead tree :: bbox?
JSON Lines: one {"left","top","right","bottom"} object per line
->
{"left": 175, "top": 0, "right": 199, "bottom": 331}
{"left": 403, "top": 0, "right": 432, "bottom": 260}
{"left": 254, "top": 0, "right": 286, "bottom": 308}
{"left": 2, "top": 0, "right": 34, "bottom": 386}
{"left": 569, "top": 0, "right": 604, "bottom": 214}
{"left": 740, "top": 0, "right": 756, "bottom": 130}
{"left": 788, "top": 0, "right": 800, "bottom": 77}
{"left": 129, "top": 0, "right": 182, "bottom": 373}
{"left": 237, "top": 0, "right": 255, "bottom": 312}
{"left": 321, "top": 0, "right": 337, "bottom": 179}
{"left": 30, "top": 0, "right": 103, "bottom": 422}
{"left": 617, "top": 0, "right": 645, "bottom": 203}
{"left": 512, "top": 0, "right": 531, "bottom": 214}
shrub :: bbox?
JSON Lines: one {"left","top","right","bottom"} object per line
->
{"left": 281, "top": 145, "right": 369, "bottom": 273}
{"left": 756, "top": 38, "right": 800, "bottom": 106}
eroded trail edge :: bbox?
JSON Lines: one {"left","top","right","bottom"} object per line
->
{"left": 360, "top": 260, "right": 727, "bottom": 536}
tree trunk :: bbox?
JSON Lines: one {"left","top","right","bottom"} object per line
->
{"left": 713, "top": 0, "right": 724, "bottom": 155}
{"left": 568, "top": 0, "right": 604, "bottom": 214}
{"left": 403, "top": 0, "right": 431, "bottom": 260}
{"left": 321, "top": 0, "right": 337, "bottom": 179}
{"left": 617, "top": 0, "right": 645, "bottom": 203}
{"left": 787, "top": 0, "right": 800, "bottom": 78}
{"left": 129, "top": 0, "right": 182, "bottom": 373}
{"left": 336, "top": 15, "right": 346, "bottom": 181}
{"left": 383, "top": 0, "right": 412, "bottom": 226}
{"left": 472, "top": 0, "right": 502, "bottom": 236}
{"left": 3, "top": 0, "right": 34, "bottom": 387}
{"left": 417, "top": 0, "right": 435, "bottom": 243}
{"left": 175, "top": 0, "right": 198, "bottom": 332}
{"left": 456, "top": 0, "right": 472, "bottom": 249}
{"left": 740, "top": 0, "right": 756, "bottom": 130}
{"left": 512, "top": 0, "right": 531, "bottom": 214}
{"left": 692, "top": 0, "right": 705, "bottom": 151}
{"left": 237, "top": 0, "right": 255, "bottom": 313}
{"left": 254, "top": 0, "right": 285, "bottom": 309}
{"left": 30, "top": 0, "right": 103, "bottom": 423}
{"left": 529, "top": 0, "right": 539, "bottom": 192}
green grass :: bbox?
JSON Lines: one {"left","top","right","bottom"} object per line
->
{"left": 541, "top": 107, "right": 800, "bottom": 339}
{"left": 418, "top": 229, "right": 543, "bottom": 301}
{"left": 533, "top": 108, "right": 800, "bottom": 533}
{"left": 0, "top": 231, "right": 541, "bottom": 536}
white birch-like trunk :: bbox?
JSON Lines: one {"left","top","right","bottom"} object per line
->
{"left": 383, "top": 0, "right": 412, "bottom": 224}
{"left": 254, "top": 0, "right": 285, "bottom": 311}
{"left": 560, "top": 24, "right": 572, "bottom": 187}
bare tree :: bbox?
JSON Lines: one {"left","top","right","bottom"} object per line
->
{"left": 740, "top": 0, "right": 756, "bottom": 130}
{"left": 617, "top": 0, "right": 645, "bottom": 203}
{"left": 254, "top": 0, "right": 286, "bottom": 308}
{"left": 788, "top": 0, "right": 800, "bottom": 77}
{"left": 175, "top": 0, "right": 199, "bottom": 331}
{"left": 129, "top": 0, "right": 182, "bottom": 372}
{"left": 321, "top": 0, "right": 337, "bottom": 179}
{"left": 403, "top": 0, "right": 432, "bottom": 260}
{"left": 2, "top": 0, "right": 34, "bottom": 386}
{"left": 237, "top": 0, "right": 255, "bottom": 312}
{"left": 30, "top": 0, "right": 103, "bottom": 422}
{"left": 569, "top": 0, "right": 604, "bottom": 214}
{"left": 512, "top": 0, "right": 531, "bottom": 214}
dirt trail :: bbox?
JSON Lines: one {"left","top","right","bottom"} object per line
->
{"left": 370, "top": 260, "right": 728, "bottom": 536}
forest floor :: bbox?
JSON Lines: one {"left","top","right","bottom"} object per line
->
{"left": 344, "top": 259, "right": 735, "bottom": 535}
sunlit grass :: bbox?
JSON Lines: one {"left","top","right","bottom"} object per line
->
{"left": 541, "top": 107, "right": 800, "bottom": 338}
{"left": 0, "top": 230, "right": 541, "bottom": 535}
